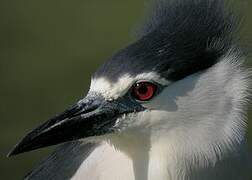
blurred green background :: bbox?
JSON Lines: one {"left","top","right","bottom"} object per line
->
{"left": 0, "top": 0, "right": 251, "bottom": 179}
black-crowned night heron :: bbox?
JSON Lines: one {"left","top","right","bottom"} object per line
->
{"left": 8, "top": 0, "right": 252, "bottom": 179}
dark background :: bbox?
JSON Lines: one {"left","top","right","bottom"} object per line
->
{"left": 0, "top": 0, "right": 251, "bottom": 179}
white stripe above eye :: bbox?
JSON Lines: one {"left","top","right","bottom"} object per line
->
{"left": 89, "top": 72, "right": 170, "bottom": 100}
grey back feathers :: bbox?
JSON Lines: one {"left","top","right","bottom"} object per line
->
{"left": 25, "top": 142, "right": 97, "bottom": 180}
{"left": 94, "top": 0, "right": 239, "bottom": 82}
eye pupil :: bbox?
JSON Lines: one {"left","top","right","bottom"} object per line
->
{"left": 132, "top": 82, "right": 157, "bottom": 101}
{"left": 137, "top": 85, "right": 148, "bottom": 94}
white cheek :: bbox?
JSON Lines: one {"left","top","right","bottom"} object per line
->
{"left": 144, "top": 72, "right": 199, "bottom": 110}
{"left": 138, "top": 73, "right": 202, "bottom": 129}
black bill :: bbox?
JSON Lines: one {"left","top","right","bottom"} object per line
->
{"left": 8, "top": 94, "right": 144, "bottom": 157}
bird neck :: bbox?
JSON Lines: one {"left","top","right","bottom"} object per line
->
{"left": 148, "top": 130, "right": 251, "bottom": 180}
{"left": 107, "top": 128, "right": 250, "bottom": 180}
{"left": 108, "top": 123, "right": 251, "bottom": 180}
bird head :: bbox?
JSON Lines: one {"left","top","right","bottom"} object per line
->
{"left": 8, "top": 0, "right": 249, "bottom": 157}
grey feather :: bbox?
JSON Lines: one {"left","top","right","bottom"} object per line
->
{"left": 25, "top": 141, "right": 97, "bottom": 180}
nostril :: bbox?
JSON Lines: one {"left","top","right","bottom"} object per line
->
{"left": 72, "top": 103, "right": 100, "bottom": 117}
{"left": 84, "top": 105, "right": 100, "bottom": 114}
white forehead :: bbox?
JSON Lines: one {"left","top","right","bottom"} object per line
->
{"left": 89, "top": 72, "right": 170, "bottom": 100}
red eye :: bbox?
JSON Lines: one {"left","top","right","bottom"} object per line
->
{"left": 132, "top": 82, "right": 157, "bottom": 101}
